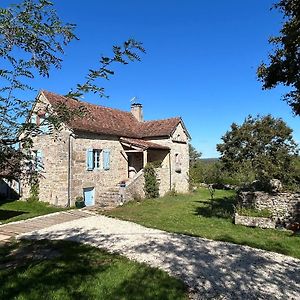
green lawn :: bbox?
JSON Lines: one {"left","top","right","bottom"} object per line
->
{"left": 0, "top": 239, "right": 187, "bottom": 300}
{"left": 0, "top": 199, "right": 63, "bottom": 224}
{"left": 104, "top": 188, "right": 300, "bottom": 259}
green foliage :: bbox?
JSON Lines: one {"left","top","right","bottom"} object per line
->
{"left": 105, "top": 188, "right": 300, "bottom": 259}
{"left": 236, "top": 207, "right": 273, "bottom": 218}
{"left": 144, "top": 163, "right": 159, "bottom": 199}
{"left": 217, "top": 115, "right": 299, "bottom": 188}
{"left": 27, "top": 181, "right": 39, "bottom": 203}
{"left": 0, "top": 240, "right": 187, "bottom": 300}
{"left": 0, "top": 0, "right": 145, "bottom": 180}
{"left": 189, "top": 143, "right": 202, "bottom": 167}
{"left": 257, "top": 0, "right": 300, "bottom": 115}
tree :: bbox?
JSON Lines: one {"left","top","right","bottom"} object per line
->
{"left": 0, "top": 0, "right": 145, "bottom": 178}
{"left": 217, "top": 115, "right": 299, "bottom": 186}
{"left": 189, "top": 143, "right": 202, "bottom": 167}
{"left": 257, "top": 0, "right": 300, "bottom": 116}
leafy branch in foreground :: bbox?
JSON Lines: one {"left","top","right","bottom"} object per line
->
{"left": 257, "top": 0, "right": 300, "bottom": 116}
{"left": 0, "top": 0, "right": 145, "bottom": 180}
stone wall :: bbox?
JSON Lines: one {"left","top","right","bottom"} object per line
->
{"left": 234, "top": 213, "right": 276, "bottom": 229}
{"left": 71, "top": 132, "right": 128, "bottom": 206}
{"left": 156, "top": 168, "right": 171, "bottom": 196}
{"left": 238, "top": 191, "right": 300, "bottom": 222}
{"left": 122, "top": 170, "right": 145, "bottom": 202}
{"left": 147, "top": 123, "right": 189, "bottom": 194}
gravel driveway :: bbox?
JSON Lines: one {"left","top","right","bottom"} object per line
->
{"left": 19, "top": 215, "right": 300, "bottom": 299}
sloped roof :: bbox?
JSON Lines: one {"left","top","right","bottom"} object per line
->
{"left": 120, "top": 137, "right": 170, "bottom": 150}
{"left": 41, "top": 91, "right": 186, "bottom": 139}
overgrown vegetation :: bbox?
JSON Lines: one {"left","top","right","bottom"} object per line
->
{"left": 0, "top": 239, "right": 187, "bottom": 300}
{"left": 144, "top": 163, "right": 159, "bottom": 198}
{"left": 236, "top": 207, "right": 273, "bottom": 218}
{"left": 104, "top": 188, "right": 300, "bottom": 259}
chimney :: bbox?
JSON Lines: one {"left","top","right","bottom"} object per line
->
{"left": 131, "top": 103, "right": 143, "bottom": 122}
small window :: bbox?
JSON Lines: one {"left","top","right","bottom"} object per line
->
{"left": 175, "top": 153, "right": 181, "bottom": 173}
{"left": 39, "top": 113, "right": 50, "bottom": 134}
{"left": 86, "top": 149, "right": 102, "bottom": 171}
{"left": 31, "top": 114, "right": 37, "bottom": 124}
{"left": 94, "top": 149, "right": 101, "bottom": 169}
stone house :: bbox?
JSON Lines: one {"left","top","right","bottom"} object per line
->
{"left": 21, "top": 91, "right": 190, "bottom": 208}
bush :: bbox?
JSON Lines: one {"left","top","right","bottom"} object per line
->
{"left": 144, "top": 163, "right": 159, "bottom": 198}
{"left": 236, "top": 207, "right": 272, "bottom": 218}
{"left": 27, "top": 181, "right": 39, "bottom": 202}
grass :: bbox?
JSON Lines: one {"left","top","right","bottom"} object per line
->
{"left": 103, "top": 188, "right": 300, "bottom": 259}
{"left": 0, "top": 199, "right": 64, "bottom": 224}
{"left": 236, "top": 207, "right": 273, "bottom": 218}
{"left": 0, "top": 239, "right": 187, "bottom": 300}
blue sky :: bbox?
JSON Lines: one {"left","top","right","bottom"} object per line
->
{"left": 4, "top": 0, "right": 300, "bottom": 157}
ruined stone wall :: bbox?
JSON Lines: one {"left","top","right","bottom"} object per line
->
{"left": 238, "top": 191, "right": 300, "bottom": 222}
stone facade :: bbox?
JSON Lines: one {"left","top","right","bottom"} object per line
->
{"left": 238, "top": 191, "right": 300, "bottom": 223}
{"left": 147, "top": 123, "right": 190, "bottom": 194}
{"left": 20, "top": 93, "right": 190, "bottom": 207}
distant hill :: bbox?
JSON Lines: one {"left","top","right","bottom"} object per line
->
{"left": 199, "top": 158, "right": 219, "bottom": 164}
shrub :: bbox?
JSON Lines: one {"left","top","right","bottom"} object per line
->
{"left": 236, "top": 207, "right": 272, "bottom": 218}
{"left": 144, "top": 163, "right": 159, "bottom": 198}
{"left": 27, "top": 181, "right": 39, "bottom": 202}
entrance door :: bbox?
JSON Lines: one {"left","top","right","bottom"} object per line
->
{"left": 83, "top": 187, "right": 95, "bottom": 206}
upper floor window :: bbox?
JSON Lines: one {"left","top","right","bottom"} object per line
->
{"left": 30, "top": 112, "right": 50, "bottom": 134}
{"left": 86, "top": 149, "right": 110, "bottom": 171}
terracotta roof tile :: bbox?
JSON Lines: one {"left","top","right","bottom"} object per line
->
{"left": 120, "top": 137, "right": 170, "bottom": 150}
{"left": 42, "top": 91, "right": 183, "bottom": 138}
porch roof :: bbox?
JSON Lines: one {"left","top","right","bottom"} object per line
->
{"left": 120, "top": 137, "right": 170, "bottom": 150}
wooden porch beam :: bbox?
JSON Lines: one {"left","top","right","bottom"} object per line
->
{"left": 143, "top": 150, "right": 148, "bottom": 167}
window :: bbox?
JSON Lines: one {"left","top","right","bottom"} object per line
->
{"left": 86, "top": 149, "right": 102, "bottom": 171}
{"left": 33, "top": 150, "right": 43, "bottom": 171}
{"left": 39, "top": 113, "right": 50, "bottom": 134}
{"left": 175, "top": 153, "right": 181, "bottom": 173}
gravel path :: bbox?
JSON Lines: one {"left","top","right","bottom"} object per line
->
{"left": 19, "top": 215, "right": 300, "bottom": 300}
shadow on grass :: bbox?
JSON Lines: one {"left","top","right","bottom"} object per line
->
{"left": 0, "top": 239, "right": 187, "bottom": 300}
{"left": 0, "top": 210, "right": 27, "bottom": 221}
{"left": 194, "top": 196, "right": 237, "bottom": 219}
{"left": 19, "top": 226, "right": 300, "bottom": 299}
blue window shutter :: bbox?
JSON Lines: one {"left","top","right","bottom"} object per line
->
{"left": 39, "top": 115, "right": 50, "bottom": 134}
{"left": 103, "top": 149, "right": 110, "bottom": 170}
{"left": 86, "top": 149, "right": 94, "bottom": 170}
{"left": 36, "top": 150, "right": 43, "bottom": 171}
{"left": 31, "top": 114, "right": 37, "bottom": 124}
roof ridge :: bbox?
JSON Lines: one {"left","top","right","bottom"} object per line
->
{"left": 142, "top": 116, "right": 181, "bottom": 123}
{"left": 42, "top": 90, "right": 136, "bottom": 118}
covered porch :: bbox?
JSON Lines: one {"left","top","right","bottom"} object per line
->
{"left": 120, "top": 137, "right": 170, "bottom": 179}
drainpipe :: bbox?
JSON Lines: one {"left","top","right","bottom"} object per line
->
{"left": 169, "top": 151, "right": 172, "bottom": 190}
{"left": 67, "top": 133, "right": 73, "bottom": 207}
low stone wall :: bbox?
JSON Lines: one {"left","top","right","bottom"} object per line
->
{"left": 238, "top": 191, "right": 300, "bottom": 223}
{"left": 122, "top": 171, "right": 145, "bottom": 202}
{"left": 234, "top": 213, "right": 276, "bottom": 229}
